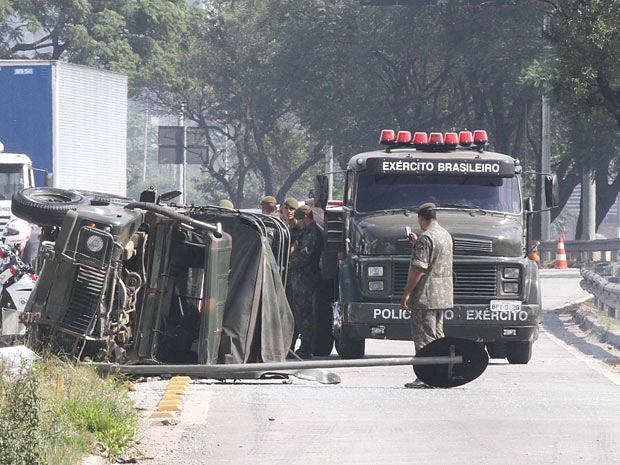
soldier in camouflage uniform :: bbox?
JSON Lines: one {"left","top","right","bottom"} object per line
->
{"left": 288, "top": 205, "right": 324, "bottom": 359}
{"left": 278, "top": 197, "right": 303, "bottom": 351}
{"left": 400, "top": 202, "right": 453, "bottom": 387}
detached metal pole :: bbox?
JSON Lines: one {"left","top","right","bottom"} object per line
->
{"left": 93, "top": 355, "right": 462, "bottom": 377}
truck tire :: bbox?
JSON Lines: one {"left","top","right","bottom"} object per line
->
{"left": 335, "top": 327, "right": 365, "bottom": 359}
{"left": 486, "top": 341, "right": 508, "bottom": 359}
{"left": 313, "top": 280, "right": 334, "bottom": 356}
{"left": 506, "top": 341, "right": 532, "bottom": 364}
{"left": 12, "top": 187, "right": 88, "bottom": 226}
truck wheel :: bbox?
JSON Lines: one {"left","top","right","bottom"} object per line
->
{"left": 12, "top": 187, "right": 88, "bottom": 226}
{"left": 335, "top": 327, "right": 365, "bottom": 359}
{"left": 313, "top": 280, "right": 335, "bottom": 356}
{"left": 506, "top": 341, "right": 532, "bottom": 364}
{"left": 486, "top": 341, "right": 508, "bottom": 359}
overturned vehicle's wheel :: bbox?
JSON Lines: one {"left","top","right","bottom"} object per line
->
{"left": 12, "top": 187, "right": 88, "bottom": 226}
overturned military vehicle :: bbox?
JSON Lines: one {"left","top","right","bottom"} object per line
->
{"left": 12, "top": 187, "right": 293, "bottom": 365}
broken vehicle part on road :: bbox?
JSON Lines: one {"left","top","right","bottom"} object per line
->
{"left": 93, "top": 337, "right": 489, "bottom": 388}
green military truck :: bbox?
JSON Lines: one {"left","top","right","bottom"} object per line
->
{"left": 315, "top": 129, "right": 558, "bottom": 364}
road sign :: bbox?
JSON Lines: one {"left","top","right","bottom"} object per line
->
{"left": 158, "top": 126, "right": 208, "bottom": 165}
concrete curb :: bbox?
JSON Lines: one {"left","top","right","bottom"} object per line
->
{"left": 569, "top": 304, "right": 620, "bottom": 350}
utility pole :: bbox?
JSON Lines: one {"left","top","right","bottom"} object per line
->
{"left": 325, "top": 146, "right": 334, "bottom": 200}
{"left": 582, "top": 169, "right": 596, "bottom": 240}
{"left": 178, "top": 111, "right": 186, "bottom": 204}
{"left": 142, "top": 101, "right": 149, "bottom": 183}
{"left": 539, "top": 14, "right": 552, "bottom": 247}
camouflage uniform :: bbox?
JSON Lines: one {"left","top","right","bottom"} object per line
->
{"left": 288, "top": 221, "right": 323, "bottom": 353}
{"left": 409, "top": 221, "right": 453, "bottom": 352}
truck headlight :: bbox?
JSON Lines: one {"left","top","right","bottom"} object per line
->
{"left": 503, "top": 282, "right": 519, "bottom": 294}
{"left": 368, "top": 281, "right": 384, "bottom": 291}
{"left": 503, "top": 267, "right": 520, "bottom": 279}
{"left": 86, "top": 235, "right": 105, "bottom": 253}
{"left": 368, "top": 266, "right": 384, "bottom": 277}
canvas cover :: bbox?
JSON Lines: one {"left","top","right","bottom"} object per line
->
{"left": 192, "top": 214, "right": 293, "bottom": 364}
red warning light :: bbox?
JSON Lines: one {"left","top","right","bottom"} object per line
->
{"left": 413, "top": 132, "right": 428, "bottom": 145}
{"left": 379, "top": 130, "right": 396, "bottom": 145}
{"left": 444, "top": 132, "right": 458, "bottom": 145}
{"left": 429, "top": 133, "right": 444, "bottom": 145}
{"left": 473, "top": 130, "right": 489, "bottom": 145}
{"left": 459, "top": 131, "right": 473, "bottom": 146}
{"left": 396, "top": 131, "right": 412, "bottom": 143}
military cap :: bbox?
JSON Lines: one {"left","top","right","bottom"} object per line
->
{"left": 416, "top": 202, "right": 436, "bottom": 213}
{"left": 261, "top": 195, "right": 277, "bottom": 206}
{"left": 294, "top": 204, "right": 311, "bottom": 219}
{"left": 284, "top": 197, "right": 299, "bottom": 209}
{"left": 218, "top": 199, "right": 234, "bottom": 209}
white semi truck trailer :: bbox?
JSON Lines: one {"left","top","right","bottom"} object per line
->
{"left": 0, "top": 60, "right": 128, "bottom": 229}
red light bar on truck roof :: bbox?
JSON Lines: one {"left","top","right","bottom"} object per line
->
{"left": 378, "top": 129, "right": 489, "bottom": 152}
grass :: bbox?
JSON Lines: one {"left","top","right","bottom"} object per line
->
{"left": 0, "top": 357, "right": 138, "bottom": 465}
{"left": 581, "top": 298, "right": 620, "bottom": 332}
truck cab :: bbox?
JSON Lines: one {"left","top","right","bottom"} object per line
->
{"left": 319, "top": 130, "right": 557, "bottom": 364}
{"left": 0, "top": 142, "right": 35, "bottom": 229}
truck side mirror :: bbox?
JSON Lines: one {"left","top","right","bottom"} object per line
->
{"left": 44, "top": 172, "right": 53, "bottom": 187}
{"left": 544, "top": 175, "right": 559, "bottom": 208}
{"left": 524, "top": 197, "right": 533, "bottom": 212}
{"left": 313, "top": 175, "right": 329, "bottom": 210}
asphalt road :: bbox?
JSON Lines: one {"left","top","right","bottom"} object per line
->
{"left": 136, "top": 268, "right": 620, "bottom": 465}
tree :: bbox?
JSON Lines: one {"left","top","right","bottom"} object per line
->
{"left": 0, "top": 0, "right": 189, "bottom": 86}
{"left": 544, "top": 0, "right": 620, "bottom": 233}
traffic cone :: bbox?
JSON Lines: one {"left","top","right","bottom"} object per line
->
{"left": 554, "top": 237, "right": 568, "bottom": 269}
{"left": 528, "top": 240, "right": 541, "bottom": 269}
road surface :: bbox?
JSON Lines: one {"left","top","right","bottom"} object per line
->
{"left": 135, "top": 268, "right": 620, "bottom": 465}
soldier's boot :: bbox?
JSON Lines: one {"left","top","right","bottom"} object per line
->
{"left": 404, "top": 379, "right": 433, "bottom": 389}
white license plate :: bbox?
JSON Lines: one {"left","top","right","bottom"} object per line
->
{"left": 490, "top": 300, "right": 522, "bottom": 313}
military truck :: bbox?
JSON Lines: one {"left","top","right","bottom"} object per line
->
{"left": 314, "top": 129, "right": 558, "bottom": 364}
{"left": 13, "top": 187, "right": 293, "bottom": 364}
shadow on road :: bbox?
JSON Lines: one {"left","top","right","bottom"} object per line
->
{"left": 542, "top": 307, "right": 614, "bottom": 361}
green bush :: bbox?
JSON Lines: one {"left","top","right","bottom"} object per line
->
{"left": 0, "top": 359, "right": 138, "bottom": 465}
{"left": 0, "top": 365, "right": 45, "bottom": 465}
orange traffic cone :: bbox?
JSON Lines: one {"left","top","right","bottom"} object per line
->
{"left": 554, "top": 237, "right": 568, "bottom": 269}
{"left": 528, "top": 240, "right": 541, "bottom": 269}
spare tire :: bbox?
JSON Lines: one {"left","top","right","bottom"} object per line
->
{"left": 12, "top": 187, "right": 88, "bottom": 226}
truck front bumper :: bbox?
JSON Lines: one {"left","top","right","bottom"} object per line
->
{"left": 339, "top": 302, "right": 540, "bottom": 343}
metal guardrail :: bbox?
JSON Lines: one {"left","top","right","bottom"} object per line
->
{"left": 539, "top": 238, "right": 620, "bottom": 263}
{"left": 580, "top": 265, "right": 620, "bottom": 318}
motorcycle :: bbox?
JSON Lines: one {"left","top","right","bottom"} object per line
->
{"left": 0, "top": 245, "right": 36, "bottom": 345}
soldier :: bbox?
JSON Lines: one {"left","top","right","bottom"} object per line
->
{"left": 279, "top": 197, "right": 302, "bottom": 247}
{"left": 260, "top": 196, "right": 278, "bottom": 216}
{"left": 288, "top": 205, "right": 324, "bottom": 359}
{"left": 400, "top": 202, "right": 453, "bottom": 388}
{"left": 218, "top": 199, "right": 234, "bottom": 209}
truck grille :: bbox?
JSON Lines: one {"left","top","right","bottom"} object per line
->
{"left": 453, "top": 238, "right": 493, "bottom": 255}
{"left": 392, "top": 262, "right": 497, "bottom": 298}
{"left": 59, "top": 266, "right": 107, "bottom": 335}
{"left": 395, "top": 238, "right": 493, "bottom": 256}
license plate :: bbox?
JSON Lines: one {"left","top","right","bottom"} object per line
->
{"left": 490, "top": 300, "right": 522, "bottom": 312}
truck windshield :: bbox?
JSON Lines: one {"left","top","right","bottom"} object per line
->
{"left": 356, "top": 173, "right": 521, "bottom": 214}
{"left": 0, "top": 164, "right": 25, "bottom": 200}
